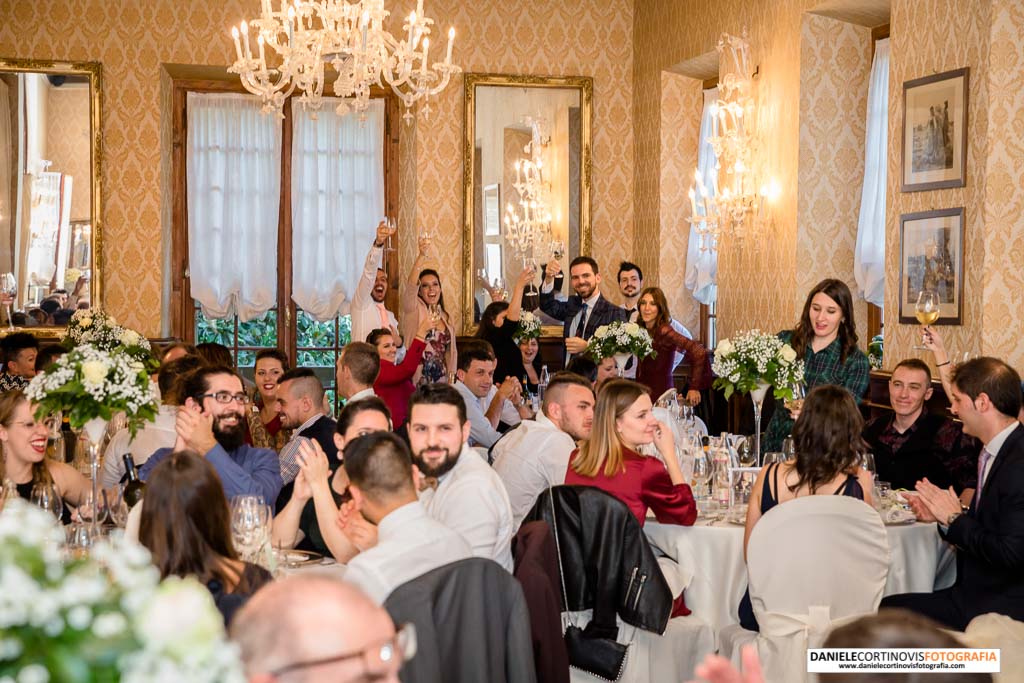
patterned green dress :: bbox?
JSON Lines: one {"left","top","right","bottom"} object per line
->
{"left": 763, "top": 330, "right": 871, "bottom": 452}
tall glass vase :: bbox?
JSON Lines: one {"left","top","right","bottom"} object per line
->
{"left": 81, "top": 417, "right": 108, "bottom": 540}
{"left": 613, "top": 352, "right": 630, "bottom": 378}
{"left": 749, "top": 382, "right": 770, "bottom": 466}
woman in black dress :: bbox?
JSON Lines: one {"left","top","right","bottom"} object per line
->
{"left": 475, "top": 266, "right": 535, "bottom": 383}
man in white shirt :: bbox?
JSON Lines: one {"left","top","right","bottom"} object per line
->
{"left": 336, "top": 342, "right": 379, "bottom": 404}
{"left": 407, "top": 383, "right": 514, "bottom": 571}
{"left": 492, "top": 372, "right": 595, "bottom": 527}
{"left": 349, "top": 221, "right": 401, "bottom": 348}
{"left": 101, "top": 355, "right": 202, "bottom": 487}
{"left": 616, "top": 260, "right": 692, "bottom": 379}
{"left": 453, "top": 342, "right": 529, "bottom": 449}
{"left": 342, "top": 431, "right": 472, "bottom": 604}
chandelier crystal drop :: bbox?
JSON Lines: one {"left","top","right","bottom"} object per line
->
{"left": 228, "top": 0, "right": 461, "bottom": 121}
{"left": 688, "top": 30, "right": 774, "bottom": 253}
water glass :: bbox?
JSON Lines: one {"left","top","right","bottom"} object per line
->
{"left": 66, "top": 523, "right": 94, "bottom": 558}
{"left": 861, "top": 451, "right": 876, "bottom": 477}
{"left": 231, "top": 496, "right": 271, "bottom": 563}
{"left": 31, "top": 483, "right": 64, "bottom": 520}
{"left": 762, "top": 452, "right": 785, "bottom": 466}
{"left": 781, "top": 436, "right": 796, "bottom": 463}
{"left": 107, "top": 484, "right": 129, "bottom": 527}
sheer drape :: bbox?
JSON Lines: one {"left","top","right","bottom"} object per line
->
{"left": 187, "top": 92, "right": 281, "bottom": 321}
{"left": 685, "top": 87, "right": 719, "bottom": 306}
{"left": 0, "top": 80, "right": 10, "bottom": 272}
{"left": 854, "top": 38, "right": 889, "bottom": 307}
{"left": 291, "top": 98, "right": 384, "bottom": 321}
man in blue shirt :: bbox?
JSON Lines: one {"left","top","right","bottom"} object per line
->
{"left": 140, "top": 365, "right": 283, "bottom": 504}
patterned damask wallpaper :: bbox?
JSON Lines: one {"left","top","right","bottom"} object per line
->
{"left": 45, "top": 85, "right": 92, "bottom": 222}
{"left": 658, "top": 72, "right": 701, "bottom": 334}
{"left": 0, "top": 0, "right": 633, "bottom": 335}
{"left": 797, "top": 14, "right": 871, "bottom": 346}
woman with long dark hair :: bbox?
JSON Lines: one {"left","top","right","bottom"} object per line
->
{"left": 738, "top": 384, "right": 875, "bottom": 630}
{"left": 401, "top": 236, "right": 457, "bottom": 385}
{"left": 634, "top": 286, "right": 710, "bottom": 403}
{"left": 247, "top": 349, "right": 291, "bottom": 451}
{"left": 475, "top": 267, "right": 535, "bottom": 384}
{"left": 139, "top": 451, "right": 273, "bottom": 625}
{"left": 763, "top": 278, "right": 870, "bottom": 451}
{"left": 0, "top": 390, "right": 88, "bottom": 523}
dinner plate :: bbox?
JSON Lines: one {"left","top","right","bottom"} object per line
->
{"left": 883, "top": 516, "right": 917, "bottom": 526}
{"left": 276, "top": 549, "right": 324, "bottom": 566}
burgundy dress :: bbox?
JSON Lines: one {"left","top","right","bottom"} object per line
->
{"left": 565, "top": 446, "right": 697, "bottom": 616}
{"left": 636, "top": 324, "right": 711, "bottom": 399}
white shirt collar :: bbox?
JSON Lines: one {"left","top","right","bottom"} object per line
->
{"left": 348, "top": 387, "right": 376, "bottom": 403}
{"left": 377, "top": 500, "right": 426, "bottom": 537}
{"left": 984, "top": 421, "right": 1020, "bottom": 459}
{"left": 581, "top": 291, "right": 601, "bottom": 308}
{"left": 534, "top": 411, "right": 561, "bottom": 432}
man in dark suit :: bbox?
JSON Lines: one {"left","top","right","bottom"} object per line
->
{"left": 274, "top": 368, "right": 339, "bottom": 510}
{"left": 881, "top": 357, "right": 1024, "bottom": 630}
{"left": 539, "top": 256, "right": 627, "bottom": 364}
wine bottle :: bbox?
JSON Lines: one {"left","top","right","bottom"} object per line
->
{"left": 122, "top": 454, "right": 145, "bottom": 508}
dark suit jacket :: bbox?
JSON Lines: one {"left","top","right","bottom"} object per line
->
{"left": 539, "top": 290, "right": 628, "bottom": 342}
{"left": 276, "top": 414, "right": 340, "bottom": 512}
{"left": 943, "top": 422, "right": 1024, "bottom": 622}
{"left": 385, "top": 557, "right": 537, "bottom": 683}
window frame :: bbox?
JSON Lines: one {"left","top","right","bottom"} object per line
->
{"left": 170, "top": 76, "right": 401, "bottom": 371}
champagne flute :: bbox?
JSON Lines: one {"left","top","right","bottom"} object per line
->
{"left": 383, "top": 217, "right": 396, "bottom": 252}
{"left": 0, "top": 272, "right": 16, "bottom": 331}
{"left": 914, "top": 289, "right": 939, "bottom": 350}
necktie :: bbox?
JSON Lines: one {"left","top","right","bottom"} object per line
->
{"left": 375, "top": 302, "right": 389, "bottom": 328}
{"left": 974, "top": 448, "right": 993, "bottom": 508}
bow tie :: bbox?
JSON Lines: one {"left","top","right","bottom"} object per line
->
{"left": 420, "top": 476, "right": 439, "bottom": 491}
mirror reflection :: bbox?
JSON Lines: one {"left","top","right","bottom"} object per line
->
{"left": 0, "top": 68, "right": 95, "bottom": 330}
{"left": 466, "top": 77, "right": 591, "bottom": 329}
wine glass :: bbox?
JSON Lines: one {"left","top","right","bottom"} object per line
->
{"left": 107, "top": 484, "right": 129, "bottom": 528}
{"left": 0, "top": 272, "right": 16, "bottom": 331}
{"left": 690, "top": 450, "right": 712, "bottom": 505}
{"left": 383, "top": 217, "right": 396, "bottom": 252}
{"left": 491, "top": 277, "right": 508, "bottom": 302}
{"left": 550, "top": 240, "right": 565, "bottom": 260}
{"left": 31, "top": 482, "right": 63, "bottom": 521}
{"left": 783, "top": 381, "right": 806, "bottom": 417}
{"left": 914, "top": 290, "right": 939, "bottom": 350}
{"left": 736, "top": 437, "right": 756, "bottom": 467}
{"left": 231, "top": 496, "right": 270, "bottom": 563}
{"left": 861, "top": 451, "right": 876, "bottom": 477}
{"left": 781, "top": 435, "right": 797, "bottom": 463}
{"left": 75, "top": 489, "right": 108, "bottom": 526}
{"left": 427, "top": 303, "right": 441, "bottom": 323}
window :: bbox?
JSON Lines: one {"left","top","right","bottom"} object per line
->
{"left": 171, "top": 76, "right": 399, "bottom": 411}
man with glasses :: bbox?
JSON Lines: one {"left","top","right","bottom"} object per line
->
{"left": 231, "top": 575, "right": 413, "bottom": 683}
{"left": 139, "top": 365, "right": 283, "bottom": 504}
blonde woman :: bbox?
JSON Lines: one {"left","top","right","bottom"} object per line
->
{"left": 0, "top": 390, "right": 89, "bottom": 523}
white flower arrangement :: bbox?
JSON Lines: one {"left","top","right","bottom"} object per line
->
{"left": 512, "top": 311, "right": 542, "bottom": 343}
{"left": 25, "top": 344, "right": 159, "bottom": 437}
{"left": 61, "top": 309, "right": 156, "bottom": 372}
{"left": 0, "top": 498, "right": 246, "bottom": 683}
{"left": 586, "top": 320, "right": 655, "bottom": 361}
{"left": 711, "top": 329, "right": 806, "bottom": 400}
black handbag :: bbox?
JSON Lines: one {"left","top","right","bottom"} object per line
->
{"left": 548, "top": 488, "right": 629, "bottom": 681}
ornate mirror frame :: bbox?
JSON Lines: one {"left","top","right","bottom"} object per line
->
{"left": 0, "top": 57, "right": 103, "bottom": 339}
{"left": 461, "top": 73, "right": 593, "bottom": 335}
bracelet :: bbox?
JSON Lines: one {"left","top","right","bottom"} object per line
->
{"left": 936, "top": 361, "right": 951, "bottom": 368}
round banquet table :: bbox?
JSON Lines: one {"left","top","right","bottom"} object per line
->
{"left": 643, "top": 518, "right": 957, "bottom": 636}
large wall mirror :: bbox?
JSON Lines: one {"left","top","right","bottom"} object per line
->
{"left": 0, "top": 58, "right": 102, "bottom": 337}
{"left": 462, "top": 73, "right": 592, "bottom": 334}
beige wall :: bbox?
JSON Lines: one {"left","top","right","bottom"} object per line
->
{"left": 0, "top": 0, "right": 633, "bottom": 336}
{"left": 46, "top": 84, "right": 92, "bottom": 222}
{"left": 797, "top": 14, "right": 871, "bottom": 345}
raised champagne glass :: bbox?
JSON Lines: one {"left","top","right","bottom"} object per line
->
{"left": 914, "top": 289, "right": 939, "bottom": 350}
{"left": 0, "top": 272, "right": 17, "bottom": 331}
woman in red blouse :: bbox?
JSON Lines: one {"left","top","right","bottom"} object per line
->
{"left": 635, "top": 287, "right": 710, "bottom": 404}
{"left": 368, "top": 316, "right": 435, "bottom": 427}
{"left": 565, "top": 379, "right": 697, "bottom": 615}
{"left": 565, "top": 379, "right": 696, "bottom": 526}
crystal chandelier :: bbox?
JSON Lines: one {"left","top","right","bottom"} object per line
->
{"left": 688, "top": 30, "right": 775, "bottom": 252}
{"left": 504, "top": 118, "right": 553, "bottom": 263}
{"left": 228, "top": 0, "right": 460, "bottom": 121}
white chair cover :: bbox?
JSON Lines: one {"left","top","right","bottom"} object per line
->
{"left": 564, "top": 609, "right": 714, "bottom": 683}
{"left": 720, "top": 496, "right": 890, "bottom": 682}
{"left": 124, "top": 499, "right": 143, "bottom": 543}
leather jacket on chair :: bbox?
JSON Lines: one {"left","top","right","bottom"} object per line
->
{"left": 523, "top": 485, "right": 673, "bottom": 638}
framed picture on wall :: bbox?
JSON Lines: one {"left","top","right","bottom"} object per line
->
{"left": 901, "top": 67, "right": 969, "bottom": 192}
{"left": 898, "top": 207, "right": 965, "bottom": 325}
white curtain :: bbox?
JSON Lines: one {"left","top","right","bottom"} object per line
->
{"left": 291, "top": 99, "right": 384, "bottom": 321}
{"left": 0, "top": 79, "right": 10, "bottom": 272}
{"left": 187, "top": 92, "right": 281, "bottom": 321}
{"left": 854, "top": 38, "right": 889, "bottom": 307}
{"left": 685, "top": 87, "right": 718, "bottom": 306}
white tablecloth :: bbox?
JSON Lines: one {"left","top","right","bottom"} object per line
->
{"left": 644, "top": 518, "right": 956, "bottom": 635}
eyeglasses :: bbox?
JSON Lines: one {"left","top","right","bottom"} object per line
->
{"left": 200, "top": 391, "right": 250, "bottom": 405}
{"left": 269, "top": 623, "right": 416, "bottom": 680}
